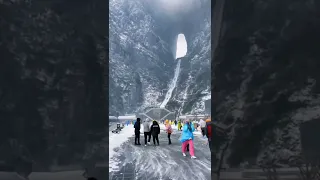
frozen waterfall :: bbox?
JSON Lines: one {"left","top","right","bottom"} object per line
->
{"left": 160, "top": 59, "right": 181, "bottom": 108}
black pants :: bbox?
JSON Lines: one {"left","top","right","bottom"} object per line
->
{"left": 167, "top": 133, "right": 171, "bottom": 144}
{"left": 152, "top": 134, "right": 159, "bottom": 145}
{"left": 144, "top": 132, "right": 151, "bottom": 144}
{"left": 201, "top": 128, "right": 206, "bottom": 136}
{"left": 135, "top": 131, "right": 140, "bottom": 144}
{"left": 208, "top": 139, "right": 212, "bottom": 152}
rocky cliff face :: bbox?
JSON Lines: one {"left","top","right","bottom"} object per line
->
{"left": 109, "top": 0, "right": 211, "bottom": 115}
{"left": 213, "top": 0, "right": 320, "bottom": 168}
{"left": 0, "top": 0, "right": 108, "bottom": 170}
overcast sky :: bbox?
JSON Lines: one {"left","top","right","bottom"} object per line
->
{"left": 176, "top": 34, "right": 187, "bottom": 59}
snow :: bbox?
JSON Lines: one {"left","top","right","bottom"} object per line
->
{"left": 0, "top": 171, "right": 86, "bottom": 180}
{"left": 109, "top": 125, "right": 135, "bottom": 172}
{"left": 121, "top": 122, "right": 211, "bottom": 180}
{"left": 160, "top": 59, "right": 181, "bottom": 108}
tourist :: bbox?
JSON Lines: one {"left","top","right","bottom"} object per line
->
{"left": 150, "top": 120, "right": 161, "bottom": 146}
{"left": 143, "top": 118, "right": 152, "bottom": 146}
{"left": 134, "top": 118, "right": 141, "bottom": 145}
{"left": 205, "top": 118, "right": 213, "bottom": 152}
{"left": 177, "top": 120, "right": 182, "bottom": 131}
{"left": 199, "top": 119, "right": 206, "bottom": 137}
{"left": 180, "top": 120, "right": 196, "bottom": 159}
{"left": 165, "top": 120, "right": 173, "bottom": 145}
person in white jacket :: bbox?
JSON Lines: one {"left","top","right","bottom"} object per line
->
{"left": 143, "top": 118, "right": 152, "bottom": 146}
{"left": 199, "top": 119, "right": 206, "bottom": 137}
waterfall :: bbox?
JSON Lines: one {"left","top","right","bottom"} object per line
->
{"left": 160, "top": 59, "right": 181, "bottom": 108}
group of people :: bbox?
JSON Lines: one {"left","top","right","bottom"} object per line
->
{"left": 134, "top": 118, "right": 161, "bottom": 146}
{"left": 133, "top": 117, "right": 213, "bottom": 158}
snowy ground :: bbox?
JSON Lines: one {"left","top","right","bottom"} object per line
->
{"left": 0, "top": 171, "right": 86, "bottom": 180}
{"left": 0, "top": 123, "right": 209, "bottom": 180}
{"left": 109, "top": 124, "right": 136, "bottom": 172}
{"left": 109, "top": 123, "right": 211, "bottom": 180}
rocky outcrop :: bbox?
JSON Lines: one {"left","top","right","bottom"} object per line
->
{"left": 0, "top": 0, "right": 108, "bottom": 171}
{"left": 109, "top": 0, "right": 211, "bottom": 115}
{"left": 213, "top": 0, "right": 320, "bottom": 168}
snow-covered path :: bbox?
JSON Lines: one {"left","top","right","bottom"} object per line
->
{"left": 110, "top": 124, "right": 211, "bottom": 180}
{"left": 0, "top": 171, "right": 86, "bottom": 180}
{"left": 109, "top": 124, "right": 136, "bottom": 172}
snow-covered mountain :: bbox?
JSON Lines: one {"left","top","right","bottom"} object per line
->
{"left": 0, "top": 0, "right": 108, "bottom": 174}
{"left": 109, "top": 0, "right": 211, "bottom": 115}
{"left": 213, "top": 0, "right": 320, "bottom": 169}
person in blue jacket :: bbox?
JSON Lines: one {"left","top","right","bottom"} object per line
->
{"left": 180, "top": 120, "right": 197, "bottom": 159}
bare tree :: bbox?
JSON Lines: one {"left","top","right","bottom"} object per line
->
{"left": 289, "top": 154, "right": 320, "bottom": 180}
{"left": 258, "top": 148, "right": 280, "bottom": 180}
{"left": 212, "top": 123, "right": 234, "bottom": 180}
{"left": 261, "top": 162, "right": 279, "bottom": 180}
{"left": 213, "top": 140, "right": 229, "bottom": 180}
{"left": 298, "top": 163, "right": 320, "bottom": 180}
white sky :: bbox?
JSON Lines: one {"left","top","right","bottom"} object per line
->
{"left": 176, "top": 34, "right": 187, "bottom": 59}
{"left": 155, "top": 0, "right": 199, "bottom": 17}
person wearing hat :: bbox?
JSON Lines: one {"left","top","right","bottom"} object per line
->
{"left": 165, "top": 119, "right": 173, "bottom": 145}
{"left": 205, "top": 118, "right": 213, "bottom": 151}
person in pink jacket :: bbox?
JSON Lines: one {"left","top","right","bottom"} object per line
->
{"left": 165, "top": 120, "right": 173, "bottom": 145}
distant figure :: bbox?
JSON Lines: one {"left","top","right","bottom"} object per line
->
{"left": 150, "top": 120, "right": 161, "bottom": 146}
{"left": 205, "top": 118, "right": 213, "bottom": 152}
{"left": 143, "top": 118, "right": 152, "bottom": 146}
{"left": 199, "top": 119, "right": 206, "bottom": 137}
{"left": 165, "top": 120, "right": 173, "bottom": 145}
{"left": 126, "top": 120, "right": 130, "bottom": 126}
{"left": 134, "top": 118, "right": 141, "bottom": 145}
{"left": 174, "top": 120, "right": 177, "bottom": 126}
{"left": 180, "top": 120, "right": 196, "bottom": 159}
{"left": 177, "top": 120, "right": 182, "bottom": 131}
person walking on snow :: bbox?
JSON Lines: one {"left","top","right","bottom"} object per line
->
{"left": 199, "top": 119, "right": 206, "bottom": 137}
{"left": 180, "top": 120, "right": 196, "bottom": 158}
{"left": 205, "top": 118, "right": 213, "bottom": 152}
{"left": 174, "top": 120, "right": 177, "bottom": 126}
{"left": 143, "top": 118, "right": 152, "bottom": 146}
{"left": 177, "top": 120, "right": 182, "bottom": 131}
{"left": 150, "top": 120, "right": 161, "bottom": 146}
{"left": 134, "top": 118, "right": 141, "bottom": 145}
{"left": 165, "top": 120, "right": 173, "bottom": 145}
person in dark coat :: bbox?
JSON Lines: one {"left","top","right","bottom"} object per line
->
{"left": 150, "top": 121, "right": 160, "bottom": 145}
{"left": 205, "top": 119, "right": 213, "bottom": 151}
{"left": 134, "top": 118, "right": 141, "bottom": 145}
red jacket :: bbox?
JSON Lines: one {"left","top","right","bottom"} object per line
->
{"left": 205, "top": 121, "right": 213, "bottom": 140}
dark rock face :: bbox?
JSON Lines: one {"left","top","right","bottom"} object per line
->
{"left": 213, "top": 0, "right": 320, "bottom": 168}
{"left": 0, "top": 0, "right": 108, "bottom": 171}
{"left": 109, "top": 0, "right": 211, "bottom": 115}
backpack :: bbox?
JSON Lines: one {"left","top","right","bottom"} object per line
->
{"left": 206, "top": 124, "right": 212, "bottom": 139}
